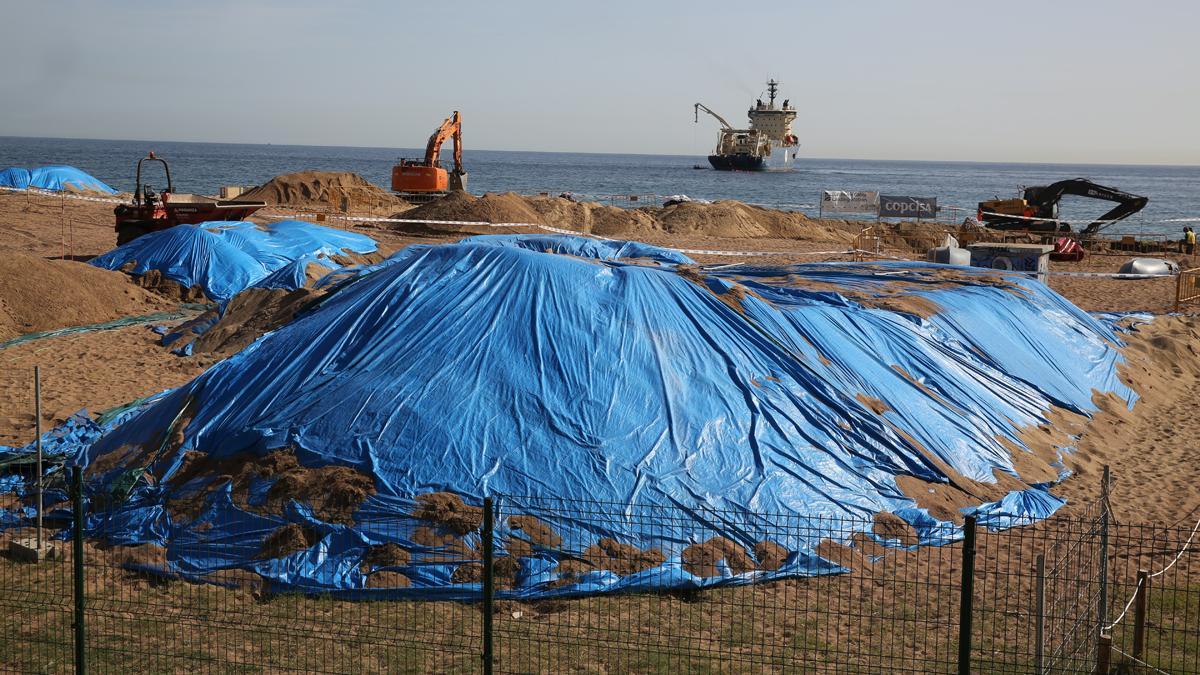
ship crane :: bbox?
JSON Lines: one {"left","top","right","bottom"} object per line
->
{"left": 694, "top": 103, "right": 734, "bottom": 130}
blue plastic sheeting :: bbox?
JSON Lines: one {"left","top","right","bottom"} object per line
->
{"left": 0, "top": 167, "right": 32, "bottom": 190}
{"left": 0, "top": 411, "right": 100, "bottom": 466}
{"left": 71, "top": 236, "right": 1130, "bottom": 597}
{"left": 464, "top": 234, "right": 695, "bottom": 265}
{"left": 0, "top": 165, "right": 116, "bottom": 193}
{"left": 89, "top": 220, "right": 377, "bottom": 302}
{"left": 312, "top": 234, "right": 694, "bottom": 293}
{"left": 0, "top": 394, "right": 170, "bottom": 531}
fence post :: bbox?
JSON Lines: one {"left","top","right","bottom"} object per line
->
{"left": 957, "top": 515, "right": 977, "bottom": 675}
{"left": 481, "top": 496, "right": 494, "bottom": 675}
{"left": 1096, "top": 633, "right": 1112, "bottom": 675}
{"left": 1132, "top": 569, "right": 1149, "bottom": 661}
{"left": 71, "top": 466, "right": 86, "bottom": 675}
{"left": 35, "top": 366, "right": 43, "bottom": 552}
{"left": 1097, "top": 466, "right": 1111, "bottom": 644}
{"left": 1035, "top": 553, "right": 1046, "bottom": 673}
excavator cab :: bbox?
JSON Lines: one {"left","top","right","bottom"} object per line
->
{"left": 392, "top": 111, "right": 467, "bottom": 200}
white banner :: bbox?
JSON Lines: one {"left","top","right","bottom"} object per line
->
{"left": 821, "top": 190, "right": 879, "bottom": 215}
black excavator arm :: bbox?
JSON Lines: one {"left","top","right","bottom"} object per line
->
{"left": 1023, "top": 179, "right": 1148, "bottom": 235}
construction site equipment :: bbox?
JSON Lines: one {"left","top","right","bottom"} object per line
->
{"left": 968, "top": 243, "right": 1054, "bottom": 282}
{"left": 977, "top": 179, "right": 1148, "bottom": 235}
{"left": 112, "top": 153, "right": 266, "bottom": 246}
{"left": 392, "top": 111, "right": 467, "bottom": 201}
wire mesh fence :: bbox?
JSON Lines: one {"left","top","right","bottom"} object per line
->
{"left": 1, "top": 474, "right": 1198, "bottom": 673}
{"left": 1105, "top": 519, "right": 1200, "bottom": 673}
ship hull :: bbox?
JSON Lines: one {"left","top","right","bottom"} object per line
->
{"left": 707, "top": 154, "right": 766, "bottom": 171}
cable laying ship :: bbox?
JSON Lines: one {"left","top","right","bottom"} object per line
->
{"left": 695, "top": 79, "right": 798, "bottom": 171}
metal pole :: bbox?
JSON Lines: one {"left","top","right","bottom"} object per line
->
{"left": 35, "top": 365, "right": 42, "bottom": 551}
{"left": 72, "top": 465, "right": 86, "bottom": 675}
{"left": 957, "top": 515, "right": 977, "bottom": 675}
{"left": 1098, "top": 466, "right": 1111, "bottom": 643}
{"left": 1035, "top": 553, "right": 1046, "bottom": 673}
{"left": 481, "top": 496, "right": 494, "bottom": 675}
{"left": 1132, "top": 569, "right": 1149, "bottom": 661}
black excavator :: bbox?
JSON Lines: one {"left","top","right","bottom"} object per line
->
{"left": 977, "top": 179, "right": 1148, "bottom": 235}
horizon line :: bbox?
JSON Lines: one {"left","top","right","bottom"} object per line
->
{"left": 2, "top": 133, "right": 1197, "bottom": 170}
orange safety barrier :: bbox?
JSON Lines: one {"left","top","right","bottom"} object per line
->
{"left": 1175, "top": 268, "right": 1200, "bottom": 311}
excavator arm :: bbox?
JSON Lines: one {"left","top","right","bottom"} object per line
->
{"left": 694, "top": 103, "right": 734, "bottom": 130}
{"left": 1024, "top": 179, "right": 1148, "bottom": 235}
{"left": 424, "top": 111, "right": 463, "bottom": 174}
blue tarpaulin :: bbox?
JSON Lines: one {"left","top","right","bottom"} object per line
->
{"left": 0, "top": 165, "right": 115, "bottom": 193}
{"left": 0, "top": 167, "right": 32, "bottom": 190}
{"left": 29, "top": 235, "right": 1137, "bottom": 597}
{"left": 88, "top": 220, "right": 378, "bottom": 302}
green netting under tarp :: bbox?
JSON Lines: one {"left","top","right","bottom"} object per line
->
{"left": 0, "top": 305, "right": 208, "bottom": 352}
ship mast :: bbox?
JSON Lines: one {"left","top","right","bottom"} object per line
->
{"left": 766, "top": 79, "right": 779, "bottom": 107}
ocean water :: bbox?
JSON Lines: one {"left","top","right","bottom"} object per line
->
{"left": 2, "top": 136, "right": 1197, "bottom": 235}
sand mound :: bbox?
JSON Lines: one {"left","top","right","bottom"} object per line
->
{"left": 167, "top": 287, "right": 319, "bottom": 357}
{"left": 522, "top": 196, "right": 659, "bottom": 237}
{"left": 131, "top": 268, "right": 209, "bottom": 303}
{"left": 396, "top": 192, "right": 854, "bottom": 242}
{"left": 167, "top": 449, "right": 375, "bottom": 525}
{"left": 394, "top": 191, "right": 544, "bottom": 234}
{"left": 658, "top": 201, "right": 852, "bottom": 240}
{"left": 0, "top": 254, "right": 172, "bottom": 340}
{"left": 240, "top": 171, "right": 410, "bottom": 217}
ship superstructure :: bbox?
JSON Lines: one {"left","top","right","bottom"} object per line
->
{"left": 696, "top": 79, "right": 798, "bottom": 171}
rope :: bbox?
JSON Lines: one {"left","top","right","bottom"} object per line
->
{"left": 1103, "top": 514, "right": 1200, "bottom": 631}
{"left": 1103, "top": 577, "right": 1142, "bottom": 632}
{"left": 1110, "top": 646, "right": 1171, "bottom": 674}
{"left": 9, "top": 184, "right": 1200, "bottom": 229}
{"left": 1149, "top": 515, "right": 1200, "bottom": 579}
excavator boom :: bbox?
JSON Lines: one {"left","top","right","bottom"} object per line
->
{"left": 978, "top": 178, "right": 1148, "bottom": 234}
{"left": 1024, "top": 179, "right": 1148, "bottom": 235}
{"left": 424, "top": 111, "right": 463, "bottom": 173}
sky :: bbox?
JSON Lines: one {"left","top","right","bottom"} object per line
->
{"left": 1, "top": 0, "right": 1196, "bottom": 164}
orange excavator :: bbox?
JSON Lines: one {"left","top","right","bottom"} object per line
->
{"left": 391, "top": 110, "right": 467, "bottom": 201}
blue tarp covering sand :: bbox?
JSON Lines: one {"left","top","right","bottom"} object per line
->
{"left": 88, "top": 220, "right": 378, "bottom": 302}
{"left": 0, "top": 165, "right": 115, "bottom": 193}
{"left": 5, "top": 235, "right": 1137, "bottom": 598}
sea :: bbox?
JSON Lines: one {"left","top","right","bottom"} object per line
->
{"left": 2, "top": 136, "right": 1197, "bottom": 236}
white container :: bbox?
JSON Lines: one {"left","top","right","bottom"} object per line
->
{"left": 926, "top": 246, "right": 971, "bottom": 266}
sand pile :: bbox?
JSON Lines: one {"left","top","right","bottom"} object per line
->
{"left": 0, "top": 254, "right": 172, "bottom": 340}
{"left": 167, "top": 287, "right": 319, "bottom": 358}
{"left": 657, "top": 201, "right": 852, "bottom": 241}
{"left": 394, "top": 191, "right": 544, "bottom": 234}
{"left": 395, "top": 193, "right": 855, "bottom": 242}
{"left": 239, "top": 171, "right": 410, "bottom": 217}
{"left": 523, "top": 196, "right": 659, "bottom": 237}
